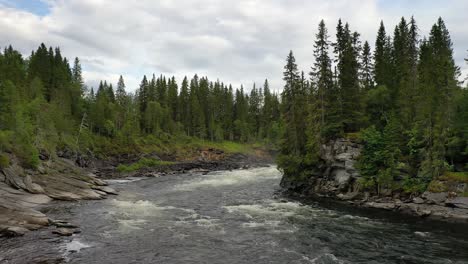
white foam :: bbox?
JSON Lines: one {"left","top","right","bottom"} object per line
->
{"left": 414, "top": 231, "right": 430, "bottom": 238}
{"left": 62, "top": 239, "right": 91, "bottom": 253}
{"left": 117, "top": 219, "right": 147, "bottom": 230}
{"left": 242, "top": 220, "right": 281, "bottom": 228}
{"left": 340, "top": 214, "right": 369, "bottom": 220}
{"left": 223, "top": 201, "right": 301, "bottom": 218}
{"left": 106, "top": 177, "right": 144, "bottom": 184}
{"left": 111, "top": 199, "right": 195, "bottom": 215}
{"left": 194, "top": 218, "right": 219, "bottom": 227}
{"left": 309, "top": 253, "right": 345, "bottom": 264}
{"left": 172, "top": 166, "right": 281, "bottom": 191}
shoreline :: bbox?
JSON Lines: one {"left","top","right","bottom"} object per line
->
{"left": 282, "top": 190, "right": 468, "bottom": 225}
{"left": 0, "top": 153, "right": 272, "bottom": 238}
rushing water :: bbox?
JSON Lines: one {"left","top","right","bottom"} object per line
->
{"left": 1, "top": 166, "right": 468, "bottom": 264}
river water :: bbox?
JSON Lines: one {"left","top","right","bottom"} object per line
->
{"left": 1, "top": 166, "right": 468, "bottom": 264}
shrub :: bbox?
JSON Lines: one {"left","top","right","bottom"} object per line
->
{"left": 402, "top": 177, "right": 428, "bottom": 194}
{"left": 427, "top": 180, "right": 448, "bottom": 193}
{"left": 0, "top": 153, "right": 9, "bottom": 169}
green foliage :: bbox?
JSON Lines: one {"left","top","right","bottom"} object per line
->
{"left": 0, "top": 130, "right": 13, "bottom": 151}
{"left": 427, "top": 180, "right": 448, "bottom": 193}
{"left": 439, "top": 172, "right": 468, "bottom": 183}
{"left": 277, "top": 17, "right": 465, "bottom": 197}
{"left": 117, "top": 158, "right": 175, "bottom": 173}
{"left": 0, "top": 153, "right": 9, "bottom": 169}
{"left": 0, "top": 43, "right": 281, "bottom": 171}
{"left": 402, "top": 177, "right": 428, "bottom": 194}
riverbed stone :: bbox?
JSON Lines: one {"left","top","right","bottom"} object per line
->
{"left": 446, "top": 197, "right": 468, "bottom": 209}
{"left": 0, "top": 226, "right": 29, "bottom": 237}
{"left": 52, "top": 228, "right": 74, "bottom": 236}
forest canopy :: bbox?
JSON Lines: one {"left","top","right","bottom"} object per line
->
{"left": 277, "top": 17, "right": 468, "bottom": 194}
{"left": 0, "top": 44, "right": 281, "bottom": 168}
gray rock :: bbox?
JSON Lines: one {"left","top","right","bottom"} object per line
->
{"left": 365, "top": 202, "right": 396, "bottom": 210}
{"left": 3, "top": 164, "right": 27, "bottom": 189}
{"left": 23, "top": 175, "right": 45, "bottom": 194}
{"left": 446, "top": 197, "right": 468, "bottom": 209}
{"left": 413, "top": 197, "right": 424, "bottom": 204}
{"left": 92, "top": 185, "right": 118, "bottom": 195}
{"left": 50, "top": 220, "right": 79, "bottom": 228}
{"left": 333, "top": 169, "right": 350, "bottom": 185}
{"left": 52, "top": 228, "right": 74, "bottom": 236}
{"left": 0, "top": 226, "right": 28, "bottom": 237}
{"left": 422, "top": 192, "right": 448, "bottom": 205}
{"left": 416, "top": 209, "right": 432, "bottom": 217}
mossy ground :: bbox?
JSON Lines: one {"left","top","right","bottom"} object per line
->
{"left": 117, "top": 158, "right": 175, "bottom": 173}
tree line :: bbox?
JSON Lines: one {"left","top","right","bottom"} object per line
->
{"left": 0, "top": 44, "right": 281, "bottom": 168}
{"left": 278, "top": 17, "right": 468, "bottom": 194}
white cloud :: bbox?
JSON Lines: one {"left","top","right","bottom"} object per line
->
{"left": 0, "top": 0, "right": 467, "bottom": 91}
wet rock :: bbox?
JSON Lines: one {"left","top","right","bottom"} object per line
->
{"left": 50, "top": 220, "right": 79, "bottom": 228}
{"left": 446, "top": 197, "right": 468, "bottom": 209}
{"left": 365, "top": 202, "right": 396, "bottom": 210}
{"left": 52, "top": 228, "right": 74, "bottom": 236}
{"left": 413, "top": 197, "right": 424, "bottom": 204}
{"left": 416, "top": 209, "right": 432, "bottom": 217}
{"left": 92, "top": 185, "right": 118, "bottom": 195}
{"left": 0, "top": 226, "right": 29, "bottom": 237}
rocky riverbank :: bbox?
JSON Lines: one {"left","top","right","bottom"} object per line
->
{"left": 280, "top": 138, "right": 468, "bottom": 224}
{"left": 0, "top": 148, "right": 274, "bottom": 237}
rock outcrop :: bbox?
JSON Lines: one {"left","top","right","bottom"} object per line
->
{"left": 280, "top": 138, "right": 362, "bottom": 195}
{"left": 0, "top": 157, "right": 117, "bottom": 237}
{"left": 280, "top": 138, "right": 468, "bottom": 223}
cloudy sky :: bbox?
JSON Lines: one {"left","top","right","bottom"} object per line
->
{"left": 1, "top": 0, "right": 467, "bottom": 92}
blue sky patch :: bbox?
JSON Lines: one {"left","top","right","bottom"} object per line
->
{"left": 1, "top": 0, "right": 50, "bottom": 16}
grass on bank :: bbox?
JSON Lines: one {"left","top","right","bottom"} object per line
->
{"left": 117, "top": 158, "right": 175, "bottom": 173}
{"left": 439, "top": 171, "right": 468, "bottom": 183}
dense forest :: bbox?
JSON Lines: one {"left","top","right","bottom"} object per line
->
{"left": 0, "top": 43, "right": 281, "bottom": 169}
{"left": 1, "top": 16, "right": 467, "bottom": 196}
{"left": 278, "top": 16, "right": 468, "bottom": 194}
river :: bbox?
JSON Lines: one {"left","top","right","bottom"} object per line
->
{"left": 1, "top": 166, "right": 468, "bottom": 263}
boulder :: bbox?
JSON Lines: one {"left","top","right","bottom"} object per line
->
{"left": 365, "top": 202, "right": 396, "bottom": 210}
{"left": 413, "top": 197, "right": 424, "bottom": 204}
{"left": 50, "top": 220, "right": 79, "bottom": 228}
{"left": 446, "top": 197, "right": 468, "bottom": 209}
{"left": 422, "top": 192, "right": 448, "bottom": 205}
{"left": 52, "top": 228, "right": 74, "bottom": 236}
{"left": 0, "top": 226, "right": 29, "bottom": 237}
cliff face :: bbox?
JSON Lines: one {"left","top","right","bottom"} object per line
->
{"left": 280, "top": 138, "right": 468, "bottom": 223}
{"left": 280, "top": 138, "right": 362, "bottom": 197}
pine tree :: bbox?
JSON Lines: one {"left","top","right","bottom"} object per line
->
{"left": 374, "top": 21, "right": 393, "bottom": 89}
{"left": 281, "top": 51, "right": 304, "bottom": 154}
{"left": 310, "top": 20, "right": 337, "bottom": 139}
{"left": 360, "top": 41, "right": 374, "bottom": 91}
{"left": 336, "top": 22, "right": 362, "bottom": 133}
{"left": 167, "top": 76, "right": 178, "bottom": 122}
{"left": 179, "top": 76, "right": 191, "bottom": 135}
